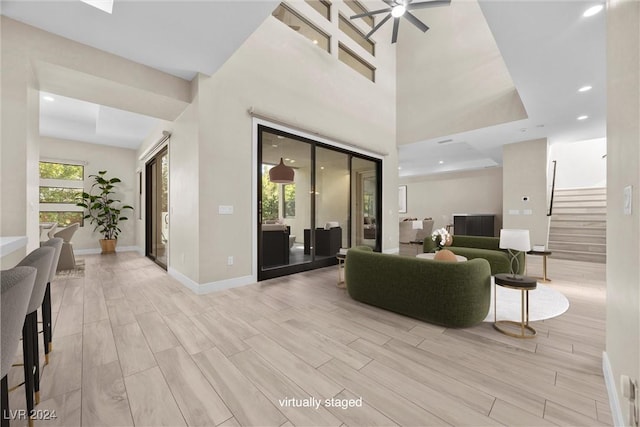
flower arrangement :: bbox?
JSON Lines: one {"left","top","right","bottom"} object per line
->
{"left": 431, "top": 228, "right": 451, "bottom": 250}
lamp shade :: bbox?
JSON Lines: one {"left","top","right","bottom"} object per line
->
{"left": 499, "top": 229, "right": 531, "bottom": 252}
{"left": 269, "top": 158, "right": 295, "bottom": 184}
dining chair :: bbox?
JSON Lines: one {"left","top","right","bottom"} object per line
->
{"left": 53, "top": 223, "right": 79, "bottom": 271}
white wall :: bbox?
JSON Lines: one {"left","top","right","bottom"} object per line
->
{"left": 606, "top": 1, "right": 640, "bottom": 425}
{"left": 399, "top": 167, "right": 503, "bottom": 235}
{"left": 188, "top": 13, "right": 397, "bottom": 285}
{"left": 549, "top": 138, "right": 607, "bottom": 189}
{"left": 1, "top": 16, "right": 189, "bottom": 265}
{"left": 40, "top": 137, "right": 137, "bottom": 251}
{"left": 396, "top": 0, "right": 527, "bottom": 145}
{"left": 502, "top": 139, "right": 549, "bottom": 248}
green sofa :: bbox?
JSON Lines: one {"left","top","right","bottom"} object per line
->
{"left": 345, "top": 246, "right": 491, "bottom": 327}
{"left": 423, "top": 235, "right": 525, "bottom": 275}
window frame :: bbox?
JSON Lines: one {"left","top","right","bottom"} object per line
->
{"left": 39, "top": 160, "right": 85, "bottom": 227}
{"left": 338, "top": 42, "right": 376, "bottom": 82}
{"left": 338, "top": 14, "right": 375, "bottom": 56}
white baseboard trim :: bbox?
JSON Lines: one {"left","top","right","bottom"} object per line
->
{"left": 74, "top": 246, "right": 142, "bottom": 256}
{"left": 168, "top": 267, "right": 255, "bottom": 295}
{"left": 603, "top": 351, "right": 624, "bottom": 427}
{"left": 383, "top": 247, "right": 399, "bottom": 254}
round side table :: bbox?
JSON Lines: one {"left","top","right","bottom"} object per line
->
{"left": 493, "top": 273, "right": 538, "bottom": 338}
{"left": 527, "top": 250, "right": 552, "bottom": 282}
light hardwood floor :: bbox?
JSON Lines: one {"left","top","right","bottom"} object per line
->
{"left": 7, "top": 251, "right": 611, "bottom": 426}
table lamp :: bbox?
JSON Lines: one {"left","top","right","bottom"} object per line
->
{"left": 499, "top": 229, "right": 531, "bottom": 279}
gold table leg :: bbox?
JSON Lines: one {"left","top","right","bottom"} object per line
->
{"left": 494, "top": 289, "right": 537, "bottom": 338}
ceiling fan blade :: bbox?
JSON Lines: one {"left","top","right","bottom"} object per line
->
{"left": 381, "top": 0, "right": 397, "bottom": 6}
{"left": 404, "top": 11, "right": 429, "bottom": 33}
{"left": 365, "top": 14, "right": 391, "bottom": 39}
{"left": 407, "top": 0, "right": 451, "bottom": 10}
{"left": 351, "top": 8, "right": 391, "bottom": 19}
{"left": 391, "top": 17, "right": 400, "bottom": 43}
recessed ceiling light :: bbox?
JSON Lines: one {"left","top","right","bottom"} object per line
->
{"left": 577, "top": 115, "right": 589, "bottom": 120}
{"left": 398, "top": 166, "right": 402, "bottom": 170}
{"left": 80, "top": 0, "right": 114, "bottom": 14}
{"left": 290, "top": 159, "right": 296, "bottom": 163}
{"left": 312, "top": 40, "right": 318, "bottom": 45}
{"left": 583, "top": 4, "right": 603, "bottom": 17}
{"left": 285, "top": 158, "right": 290, "bottom": 161}
{"left": 578, "top": 85, "right": 593, "bottom": 92}
{"left": 320, "top": 166, "right": 325, "bottom": 170}
{"left": 42, "top": 95, "right": 55, "bottom": 102}
{"left": 272, "top": 144, "right": 278, "bottom": 148}
{"left": 276, "top": 136, "right": 284, "bottom": 139}
{"left": 438, "top": 160, "right": 444, "bottom": 164}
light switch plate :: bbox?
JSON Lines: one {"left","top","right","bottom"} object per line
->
{"left": 219, "top": 205, "right": 234, "bottom": 215}
{"left": 624, "top": 186, "right": 632, "bottom": 215}
{"left": 509, "top": 209, "right": 520, "bottom": 215}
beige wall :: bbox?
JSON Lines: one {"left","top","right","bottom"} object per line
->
{"left": 1, "top": 16, "right": 190, "bottom": 264}
{"left": 502, "top": 139, "right": 549, "bottom": 248}
{"left": 396, "top": 0, "right": 527, "bottom": 145}
{"left": 40, "top": 137, "right": 137, "bottom": 251}
{"left": 606, "top": 0, "right": 640, "bottom": 424}
{"left": 400, "top": 167, "right": 503, "bottom": 235}
{"left": 188, "top": 15, "right": 397, "bottom": 284}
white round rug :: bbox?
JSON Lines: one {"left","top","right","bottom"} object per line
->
{"left": 483, "top": 279, "right": 570, "bottom": 322}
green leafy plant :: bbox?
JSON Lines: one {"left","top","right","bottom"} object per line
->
{"left": 76, "top": 171, "right": 133, "bottom": 240}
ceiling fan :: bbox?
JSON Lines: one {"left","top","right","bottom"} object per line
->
{"left": 350, "top": 0, "right": 451, "bottom": 44}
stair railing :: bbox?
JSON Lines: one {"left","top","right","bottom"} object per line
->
{"left": 547, "top": 160, "right": 557, "bottom": 217}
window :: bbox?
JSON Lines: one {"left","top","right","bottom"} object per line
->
{"left": 305, "top": 0, "right": 331, "bottom": 20}
{"left": 338, "top": 43, "right": 376, "bottom": 81}
{"left": 339, "top": 15, "right": 375, "bottom": 56}
{"left": 344, "top": 0, "right": 374, "bottom": 27}
{"left": 283, "top": 184, "right": 296, "bottom": 218}
{"left": 39, "top": 161, "right": 85, "bottom": 226}
{"left": 262, "top": 164, "right": 280, "bottom": 221}
{"left": 272, "top": 3, "right": 331, "bottom": 52}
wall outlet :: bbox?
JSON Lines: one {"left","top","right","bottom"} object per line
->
{"left": 219, "top": 205, "right": 234, "bottom": 215}
{"left": 227, "top": 256, "right": 234, "bottom": 266}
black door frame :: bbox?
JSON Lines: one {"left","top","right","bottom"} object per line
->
{"left": 257, "top": 125, "right": 382, "bottom": 281}
{"left": 145, "top": 146, "right": 168, "bottom": 270}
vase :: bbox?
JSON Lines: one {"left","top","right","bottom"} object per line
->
{"left": 99, "top": 239, "right": 117, "bottom": 254}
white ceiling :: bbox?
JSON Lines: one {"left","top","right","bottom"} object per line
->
{"left": 3, "top": 0, "right": 606, "bottom": 165}
{"left": 39, "top": 91, "right": 161, "bottom": 149}
{"left": 399, "top": 0, "right": 606, "bottom": 177}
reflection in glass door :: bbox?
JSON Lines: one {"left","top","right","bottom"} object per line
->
{"left": 257, "top": 125, "right": 381, "bottom": 280}
{"left": 146, "top": 147, "right": 168, "bottom": 269}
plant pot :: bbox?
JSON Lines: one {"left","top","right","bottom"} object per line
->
{"left": 99, "top": 239, "right": 117, "bottom": 254}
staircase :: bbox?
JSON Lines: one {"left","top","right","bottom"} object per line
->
{"left": 548, "top": 187, "right": 606, "bottom": 263}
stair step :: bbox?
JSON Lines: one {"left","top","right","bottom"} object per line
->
{"left": 547, "top": 233, "right": 606, "bottom": 244}
{"left": 550, "top": 250, "right": 606, "bottom": 264}
{"left": 548, "top": 241, "right": 606, "bottom": 254}
{"left": 551, "top": 214, "right": 606, "bottom": 221}
{"left": 552, "top": 207, "right": 607, "bottom": 215}
{"left": 552, "top": 200, "right": 607, "bottom": 208}
{"left": 554, "top": 187, "right": 607, "bottom": 196}
{"left": 553, "top": 194, "right": 607, "bottom": 202}
{"left": 551, "top": 221, "right": 607, "bottom": 228}
{"left": 549, "top": 226, "right": 606, "bottom": 235}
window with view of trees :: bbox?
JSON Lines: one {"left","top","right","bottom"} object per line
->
{"left": 39, "top": 161, "right": 85, "bottom": 226}
{"left": 261, "top": 164, "right": 296, "bottom": 220}
{"left": 283, "top": 184, "right": 296, "bottom": 218}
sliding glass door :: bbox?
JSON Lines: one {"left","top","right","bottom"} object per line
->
{"left": 145, "top": 147, "right": 168, "bottom": 269}
{"left": 258, "top": 125, "right": 381, "bottom": 280}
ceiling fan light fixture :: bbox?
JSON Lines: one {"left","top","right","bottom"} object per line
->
{"left": 391, "top": 5, "right": 406, "bottom": 18}
{"left": 269, "top": 158, "right": 295, "bottom": 184}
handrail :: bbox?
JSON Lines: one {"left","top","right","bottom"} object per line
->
{"left": 547, "top": 160, "right": 557, "bottom": 216}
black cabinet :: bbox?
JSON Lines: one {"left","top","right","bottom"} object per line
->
{"left": 304, "top": 227, "right": 342, "bottom": 256}
{"left": 453, "top": 215, "right": 495, "bottom": 237}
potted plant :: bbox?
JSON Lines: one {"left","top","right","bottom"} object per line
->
{"left": 77, "top": 170, "right": 133, "bottom": 254}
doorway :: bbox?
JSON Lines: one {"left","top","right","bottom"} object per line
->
{"left": 145, "top": 147, "right": 169, "bottom": 269}
{"left": 257, "top": 125, "right": 381, "bottom": 280}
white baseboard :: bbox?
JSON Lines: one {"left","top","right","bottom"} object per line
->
{"left": 168, "top": 267, "right": 255, "bottom": 295}
{"left": 603, "top": 351, "right": 624, "bottom": 426}
{"left": 74, "top": 246, "right": 141, "bottom": 256}
{"left": 383, "top": 247, "right": 400, "bottom": 254}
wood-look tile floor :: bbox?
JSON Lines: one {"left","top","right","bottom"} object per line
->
{"left": 7, "top": 252, "right": 611, "bottom": 426}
